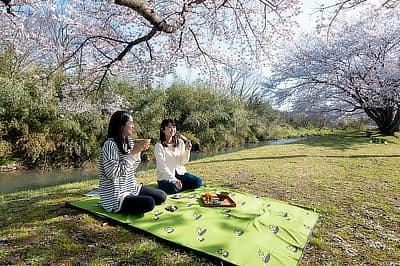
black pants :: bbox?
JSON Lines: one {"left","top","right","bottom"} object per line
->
{"left": 119, "top": 186, "right": 167, "bottom": 214}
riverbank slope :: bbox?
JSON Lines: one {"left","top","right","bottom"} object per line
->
{"left": 0, "top": 131, "right": 399, "bottom": 265}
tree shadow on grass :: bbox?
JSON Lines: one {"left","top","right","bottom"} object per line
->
{"left": 190, "top": 153, "right": 400, "bottom": 165}
{"left": 295, "top": 132, "right": 366, "bottom": 150}
{"left": 294, "top": 131, "right": 396, "bottom": 150}
{"left": 189, "top": 155, "right": 306, "bottom": 165}
{"left": 0, "top": 184, "right": 225, "bottom": 266}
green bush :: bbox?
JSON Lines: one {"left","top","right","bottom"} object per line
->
{"left": 0, "top": 74, "right": 106, "bottom": 168}
{"left": 0, "top": 47, "right": 340, "bottom": 169}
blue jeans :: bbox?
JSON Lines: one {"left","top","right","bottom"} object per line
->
{"left": 158, "top": 172, "right": 202, "bottom": 194}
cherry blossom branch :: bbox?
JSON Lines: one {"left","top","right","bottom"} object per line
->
{"left": 0, "top": 0, "right": 14, "bottom": 15}
{"left": 114, "top": 0, "right": 175, "bottom": 33}
{"left": 98, "top": 27, "right": 158, "bottom": 88}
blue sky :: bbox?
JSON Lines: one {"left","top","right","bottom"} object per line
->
{"left": 166, "top": 1, "right": 331, "bottom": 85}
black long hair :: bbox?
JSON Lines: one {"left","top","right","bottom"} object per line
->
{"left": 159, "top": 118, "right": 179, "bottom": 148}
{"left": 102, "top": 110, "right": 131, "bottom": 154}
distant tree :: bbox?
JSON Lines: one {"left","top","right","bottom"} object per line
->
{"left": 313, "top": 0, "right": 399, "bottom": 36}
{"left": 269, "top": 7, "right": 400, "bottom": 135}
{"left": 223, "top": 66, "right": 268, "bottom": 108}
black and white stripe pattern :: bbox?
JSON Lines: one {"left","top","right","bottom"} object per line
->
{"left": 98, "top": 137, "right": 142, "bottom": 213}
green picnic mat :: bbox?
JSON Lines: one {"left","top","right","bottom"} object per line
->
{"left": 68, "top": 185, "right": 319, "bottom": 266}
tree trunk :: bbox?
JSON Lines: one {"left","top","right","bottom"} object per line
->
{"left": 363, "top": 107, "right": 400, "bottom": 135}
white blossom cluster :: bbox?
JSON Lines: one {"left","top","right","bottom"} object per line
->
{"left": 0, "top": 0, "right": 300, "bottom": 89}
{"left": 57, "top": 83, "right": 123, "bottom": 113}
{"left": 271, "top": 6, "right": 400, "bottom": 113}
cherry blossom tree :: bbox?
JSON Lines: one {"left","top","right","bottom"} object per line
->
{"left": 269, "top": 7, "right": 400, "bottom": 135}
{"left": 1, "top": 0, "right": 396, "bottom": 114}
{"left": 315, "top": 0, "right": 399, "bottom": 24}
{"left": 0, "top": 0, "right": 301, "bottom": 89}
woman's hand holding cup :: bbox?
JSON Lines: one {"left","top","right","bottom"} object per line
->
{"left": 132, "top": 139, "right": 151, "bottom": 155}
{"left": 180, "top": 134, "right": 192, "bottom": 150}
{"left": 185, "top": 140, "right": 192, "bottom": 151}
{"left": 137, "top": 139, "right": 151, "bottom": 151}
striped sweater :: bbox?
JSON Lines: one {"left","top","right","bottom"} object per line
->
{"left": 98, "top": 137, "right": 142, "bottom": 213}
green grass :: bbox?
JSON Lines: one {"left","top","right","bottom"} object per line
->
{"left": 0, "top": 131, "right": 399, "bottom": 265}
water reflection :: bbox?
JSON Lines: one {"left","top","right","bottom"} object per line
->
{"left": 0, "top": 169, "right": 96, "bottom": 194}
{"left": 0, "top": 138, "right": 300, "bottom": 194}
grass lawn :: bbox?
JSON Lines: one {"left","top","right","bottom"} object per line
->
{"left": 0, "top": 131, "right": 399, "bottom": 265}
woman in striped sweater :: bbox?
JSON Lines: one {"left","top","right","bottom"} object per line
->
{"left": 98, "top": 110, "right": 166, "bottom": 214}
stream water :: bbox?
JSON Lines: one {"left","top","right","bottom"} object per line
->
{"left": 0, "top": 138, "right": 300, "bottom": 194}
